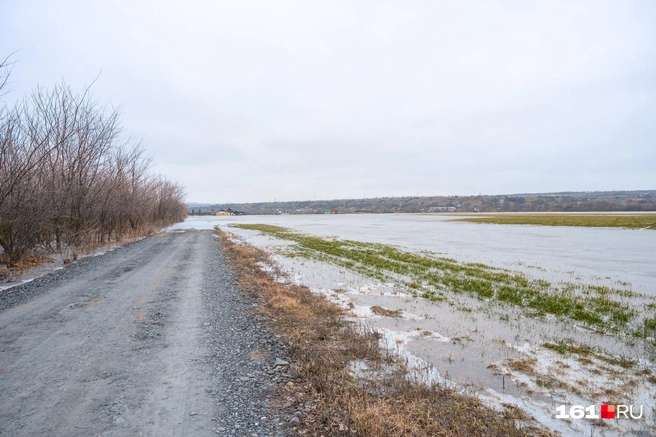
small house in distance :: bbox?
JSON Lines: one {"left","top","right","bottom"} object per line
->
{"left": 215, "top": 211, "right": 230, "bottom": 216}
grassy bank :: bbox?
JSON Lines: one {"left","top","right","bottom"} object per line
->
{"left": 231, "top": 224, "right": 656, "bottom": 338}
{"left": 217, "top": 228, "right": 551, "bottom": 437}
{"left": 452, "top": 214, "right": 656, "bottom": 229}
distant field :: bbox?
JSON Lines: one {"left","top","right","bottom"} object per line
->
{"left": 454, "top": 214, "right": 656, "bottom": 229}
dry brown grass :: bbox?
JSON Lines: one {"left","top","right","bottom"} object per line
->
{"left": 370, "top": 305, "right": 404, "bottom": 318}
{"left": 0, "top": 268, "right": 22, "bottom": 282}
{"left": 507, "top": 357, "right": 538, "bottom": 373}
{"left": 0, "top": 254, "right": 57, "bottom": 282}
{"left": 9, "top": 254, "right": 55, "bottom": 270}
{"left": 0, "top": 252, "right": 56, "bottom": 283}
{"left": 647, "top": 375, "right": 656, "bottom": 385}
{"left": 217, "top": 229, "right": 553, "bottom": 437}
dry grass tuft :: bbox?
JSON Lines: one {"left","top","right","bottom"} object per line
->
{"left": 217, "top": 229, "right": 552, "bottom": 437}
{"left": 1, "top": 254, "right": 56, "bottom": 282}
{"left": 507, "top": 357, "right": 538, "bottom": 373}
{"left": 502, "top": 403, "right": 532, "bottom": 421}
{"left": 11, "top": 254, "right": 56, "bottom": 270}
{"left": 0, "top": 268, "right": 22, "bottom": 282}
{"left": 370, "top": 305, "right": 404, "bottom": 318}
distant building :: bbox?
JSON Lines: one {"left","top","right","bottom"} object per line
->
{"left": 428, "top": 206, "right": 456, "bottom": 213}
{"left": 215, "top": 211, "right": 229, "bottom": 216}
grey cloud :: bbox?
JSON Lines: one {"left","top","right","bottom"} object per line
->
{"left": 1, "top": 0, "right": 654, "bottom": 202}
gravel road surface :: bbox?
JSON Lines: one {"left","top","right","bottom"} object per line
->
{"left": 0, "top": 230, "right": 286, "bottom": 436}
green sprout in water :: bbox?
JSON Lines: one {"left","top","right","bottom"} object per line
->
{"left": 231, "top": 224, "right": 656, "bottom": 336}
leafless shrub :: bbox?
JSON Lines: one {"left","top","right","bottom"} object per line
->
{"left": 0, "top": 62, "right": 186, "bottom": 266}
{"left": 0, "top": 52, "right": 16, "bottom": 100}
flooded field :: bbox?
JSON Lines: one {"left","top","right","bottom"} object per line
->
{"left": 171, "top": 214, "right": 656, "bottom": 436}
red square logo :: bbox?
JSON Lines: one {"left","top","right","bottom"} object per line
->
{"left": 601, "top": 404, "right": 615, "bottom": 419}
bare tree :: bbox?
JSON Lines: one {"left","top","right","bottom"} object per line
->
{"left": 0, "top": 74, "right": 187, "bottom": 267}
{"left": 0, "top": 102, "right": 49, "bottom": 264}
{"left": 0, "top": 53, "right": 16, "bottom": 99}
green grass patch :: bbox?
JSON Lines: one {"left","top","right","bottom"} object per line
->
{"left": 452, "top": 214, "right": 656, "bottom": 230}
{"left": 543, "top": 340, "right": 636, "bottom": 369}
{"left": 543, "top": 341, "right": 594, "bottom": 356}
{"left": 232, "top": 224, "right": 654, "bottom": 335}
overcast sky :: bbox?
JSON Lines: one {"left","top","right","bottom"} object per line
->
{"left": 1, "top": 1, "right": 655, "bottom": 203}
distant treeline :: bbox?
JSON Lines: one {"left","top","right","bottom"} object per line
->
{"left": 193, "top": 191, "right": 656, "bottom": 216}
{"left": 0, "top": 58, "right": 186, "bottom": 266}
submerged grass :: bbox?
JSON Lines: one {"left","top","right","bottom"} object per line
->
{"left": 217, "top": 228, "right": 551, "bottom": 436}
{"left": 232, "top": 224, "right": 656, "bottom": 336}
{"left": 542, "top": 340, "right": 637, "bottom": 369}
{"left": 452, "top": 214, "right": 656, "bottom": 230}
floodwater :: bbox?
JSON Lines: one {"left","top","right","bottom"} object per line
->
{"left": 171, "top": 214, "right": 656, "bottom": 436}
{"left": 173, "top": 213, "right": 656, "bottom": 292}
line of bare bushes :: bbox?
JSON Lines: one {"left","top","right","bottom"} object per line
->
{"left": 0, "top": 57, "right": 186, "bottom": 267}
{"left": 217, "top": 229, "right": 553, "bottom": 437}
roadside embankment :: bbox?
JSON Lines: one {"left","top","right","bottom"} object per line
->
{"left": 217, "top": 228, "right": 553, "bottom": 437}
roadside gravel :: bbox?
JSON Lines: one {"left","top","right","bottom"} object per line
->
{"left": 0, "top": 230, "right": 288, "bottom": 437}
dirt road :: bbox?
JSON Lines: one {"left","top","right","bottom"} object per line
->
{"left": 0, "top": 230, "right": 284, "bottom": 436}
